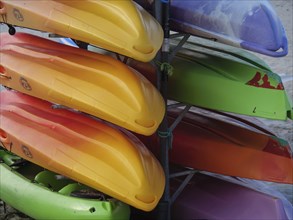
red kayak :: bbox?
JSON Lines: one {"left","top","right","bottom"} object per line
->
{"left": 138, "top": 108, "right": 293, "bottom": 184}
{"left": 0, "top": 90, "right": 165, "bottom": 211}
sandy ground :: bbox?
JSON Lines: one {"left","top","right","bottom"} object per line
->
{"left": 0, "top": 0, "right": 292, "bottom": 219}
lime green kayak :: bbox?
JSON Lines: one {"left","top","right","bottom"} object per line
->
{"left": 131, "top": 45, "right": 293, "bottom": 120}
{"left": 172, "top": 48, "right": 292, "bottom": 120}
{"left": 0, "top": 150, "right": 130, "bottom": 220}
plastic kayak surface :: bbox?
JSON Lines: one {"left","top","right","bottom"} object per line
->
{"left": 135, "top": 0, "right": 288, "bottom": 57}
{"left": 171, "top": 172, "right": 290, "bottom": 220}
{"left": 0, "top": 0, "right": 163, "bottom": 61}
{"left": 0, "top": 90, "right": 165, "bottom": 211}
{"left": 171, "top": 38, "right": 273, "bottom": 72}
{"left": 130, "top": 46, "right": 293, "bottom": 120}
{"left": 138, "top": 108, "right": 293, "bottom": 184}
{"left": 0, "top": 150, "right": 130, "bottom": 220}
{"left": 0, "top": 33, "right": 165, "bottom": 136}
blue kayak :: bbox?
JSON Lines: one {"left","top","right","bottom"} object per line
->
{"left": 135, "top": 0, "right": 288, "bottom": 57}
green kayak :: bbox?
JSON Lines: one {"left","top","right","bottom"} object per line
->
{"left": 131, "top": 42, "right": 292, "bottom": 120}
{"left": 0, "top": 150, "right": 130, "bottom": 220}
{"left": 174, "top": 37, "right": 273, "bottom": 72}
{"left": 171, "top": 47, "right": 292, "bottom": 120}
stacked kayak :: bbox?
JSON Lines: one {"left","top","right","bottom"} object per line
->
{"left": 0, "top": 2, "right": 166, "bottom": 216}
{"left": 171, "top": 172, "right": 291, "bottom": 219}
{"left": 0, "top": 32, "right": 165, "bottom": 136}
{"left": 0, "top": 90, "right": 165, "bottom": 211}
{"left": 0, "top": 0, "right": 163, "bottom": 61}
{"left": 0, "top": 0, "right": 292, "bottom": 219}
{"left": 138, "top": 108, "right": 293, "bottom": 184}
{"left": 0, "top": 150, "right": 131, "bottom": 220}
{"left": 135, "top": 0, "right": 288, "bottom": 57}
{"left": 130, "top": 45, "right": 293, "bottom": 120}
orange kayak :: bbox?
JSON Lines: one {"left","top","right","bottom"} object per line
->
{"left": 0, "top": 0, "right": 163, "bottom": 62}
{"left": 138, "top": 108, "right": 293, "bottom": 184}
{"left": 0, "top": 90, "right": 165, "bottom": 211}
{"left": 0, "top": 33, "right": 165, "bottom": 136}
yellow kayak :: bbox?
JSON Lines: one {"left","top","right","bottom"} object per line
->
{"left": 0, "top": 90, "right": 165, "bottom": 211}
{"left": 0, "top": 33, "right": 165, "bottom": 136}
{"left": 0, "top": 0, "right": 163, "bottom": 62}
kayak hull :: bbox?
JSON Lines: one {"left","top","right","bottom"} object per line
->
{"left": 0, "top": 90, "right": 165, "bottom": 211}
{"left": 0, "top": 151, "right": 130, "bottom": 220}
{"left": 171, "top": 172, "right": 290, "bottom": 219}
{"left": 138, "top": 108, "right": 293, "bottom": 184}
{"left": 170, "top": 52, "right": 292, "bottom": 120}
{"left": 170, "top": 0, "right": 288, "bottom": 57}
{"left": 129, "top": 46, "right": 293, "bottom": 120}
{"left": 135, "top": 0, "right": 288, "bottom": 57}
{"left": 0, "top": 0, "right": 163, "bottom": 61}
{"left": 0, "top": 32, "right": 165, "bottom": 135}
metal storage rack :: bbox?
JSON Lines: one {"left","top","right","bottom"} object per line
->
{"left": 153, "top": 1, "right": 197, "bottom": 219}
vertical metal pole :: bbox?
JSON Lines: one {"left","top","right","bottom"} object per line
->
{"left": 154, "top": 1, "right": 171, "bottom": 220}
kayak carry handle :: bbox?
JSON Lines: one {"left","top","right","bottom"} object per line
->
{"left": 0, "top": 128, "right": 9, "bottom": 143}
{"left": 0, "top": 129, "right": 13, "bottom": 154}
{"left": 0, "top": 65, "right": 11, "bottom": 79}
{"left": 0, "top": 72, "right": 11, "bottom": 80}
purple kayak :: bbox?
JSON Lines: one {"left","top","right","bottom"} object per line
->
{"left": 136, "top": 0, "right": 288, "bottom": 57}
{"left": 171, "top": 172, "right": 291, "bottom": 220}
